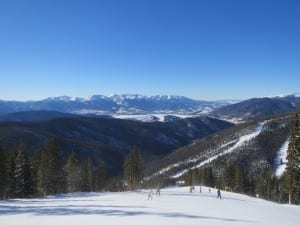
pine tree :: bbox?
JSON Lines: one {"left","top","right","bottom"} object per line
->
{"left": 123, "top": 146, "right": 143, "bottom": 190}
{"left": 64, "top": 152, "right": 81, "bottom": 193}
{"left": 36, "top": 146, "right": 49, "bottom": 195}
{"left": 286, "top": 114, "right": 300, "bottom": 204}
{"left": 0, "top": 140, "right": 7, "bottom": 199}
{"left": 184, "top": 169, "right": 193, "bottom": 186}
{"left": 37, "top": 138, "right": 65, "bottom": 195}
{"left": 81, "top": 157, "right": 94, "bottom": 192}
{"left": 197, "top": 167, "right": 215, "bottom": 187}
{"left": 6, "top": 151, "right": 17, "bottom": 198}
{"left": 95, "top": 164, "right": 107, "bottom": 191}
{"left": 13, "top": 140, "right": 33, "bottom": 197}
{"left": 223, "top": 163, "right": 235, "bottom": 190}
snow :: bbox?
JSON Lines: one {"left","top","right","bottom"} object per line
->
{"left": 197, "top": 107, "right": 213, "bottom": 114}
{"left": 270, "top": 93, "right": 300, "bottom": 98}
{"left": 274, "top": 138, "right": 290, "bottom": 177}
{"left": 73, "top": 109, "right": 201, "bottom": 123}
{"left": 170, "top": 123, "right": 265, "bottom": 178}
{"left": 0, "top": 186, "right": 299, "bottom": 225}
{"left": 73, "top": 109, "right": 111, "bottom": 115}
{"left": 112, "top": 114, "right": 197, "bottom": 122}
{"left": 113, "top": 114, "right": 159, "bottom": 123}
{"left": 219, "top": 116, "right": 245, "bottom": 124}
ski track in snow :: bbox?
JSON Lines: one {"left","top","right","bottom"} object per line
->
{"left": 0, "top": 186, "right": 299, "bottom": 225}
{"left": 274, "top": 138, "right": 290, "bottom": 177}
{"left": 171, "top": 122, "right": 265, "bottom": 178}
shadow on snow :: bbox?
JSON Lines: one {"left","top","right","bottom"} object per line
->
{"left": 0, "top": 204, "right": 254, "bottom": 223}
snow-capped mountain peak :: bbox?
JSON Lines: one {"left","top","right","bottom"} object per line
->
{"left": 44, "top": 96, "right": 75, "bottom": 102}
{"left": 0, "top": 94, "right": 229, "bottom": 118}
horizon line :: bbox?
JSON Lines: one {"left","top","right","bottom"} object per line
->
{"left": 0, "top": 92, "right": 298, "bottom": 102}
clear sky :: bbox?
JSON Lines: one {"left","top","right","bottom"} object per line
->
{"left": 0, "top": 0, "right": 299, "bottom": 101}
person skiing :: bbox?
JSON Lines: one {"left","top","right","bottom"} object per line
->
{"left": 189, "top": 185, "right": 195, "bottom": 193}
{"left": 217, "top": 189, "right": 222, "bottom": 199}
{"left": 199, "top": 186, "right": 202, "bottom": 193}
{"left": 148, "top": 189, "right": 153, "bottom": 200}
{"left": 156, "top": 185, "right": 160, "bottom": 196}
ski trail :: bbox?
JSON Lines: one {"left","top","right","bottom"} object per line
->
{"left": 171, "top": 122, "right": 265, "bottom": 178}
{"left": 274, "top": 138, "right": 289, "bottom": 177}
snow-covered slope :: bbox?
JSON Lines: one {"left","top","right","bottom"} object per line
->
{"left": 172, "top": 122, "right": 265, "bottom": 178}
{"left": 274, "top": 138, "right": 290, "bottom": 177}
{"left": 152, "top": 122, "right": 266, "bottom": 178}
{"left": 0, "top": 186, "right": 299, "bottom": 225}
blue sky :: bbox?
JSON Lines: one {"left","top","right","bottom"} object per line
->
{"left": 0, "top": 0, "right": 299, "bottom": 101}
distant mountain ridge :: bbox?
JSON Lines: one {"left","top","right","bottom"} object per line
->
{"left": 210, "top": 97, "right": 298, "bottom": 123}
{"left": 0, "top": 110, "right": 76, "bottom": 122}
{"left": 0, "top": 94, "right": 234, "bottom": 116}
{"left": 1, "top": 93, "right": 300, "bottom": 123}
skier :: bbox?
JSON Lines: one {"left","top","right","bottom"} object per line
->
{"left": 156, "top": 185, "right": 160, "bottom": 196}
{"left": 199, "top": 186, "right": 202, "bottom": 193}
{"left": 208, "top": 187, "right": 211, "bottom": 193}
{"left": 189, "top": 185, "right": 195, "bottom": 193}
{"left": 148, "top": 189, "right": 153, "bottom": 200}
{"left": 217, "top": 189, "right": 222, "bottom": 199}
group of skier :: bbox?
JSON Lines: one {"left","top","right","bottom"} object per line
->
{"left": 190, "top": 185, "right": 222, "bottom": 199}
{"left": 148, "top": 185, "right": 222, "bottom": 200}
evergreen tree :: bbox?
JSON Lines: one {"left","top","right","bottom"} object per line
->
{"left": 6, "top": 151, "right": 17, "bottom": 198}
{"left": 255, "top": 168, "right": 273, "bottom": 200}
{"left": 95, "top": 164, "right": 107, "bottom": 191}
{"left": 64, "top": 151, "right": 81, "bottom": 193}
{"left": 36, "top": 146, "right": 49, "bottom": 195}
{"left": 286, "top": 114, "right": 300, "bottom": 204}
{"left": 223, "top": 163, "right": 235, "bottom": 190}
{"left": 202, "top": 166, "right": 215, "bottom": 187}
{"left": 13, "top": 140, "right": 33, "bottom": 197}
{"left": 184, "top": 169, "right": 194, "bottom": 186}
{"left": 123, "top": 146, "right": 143, "bottom": 190}
{"left": 81, "top": 157, "right": 94, "bottom": 192}
{"left": 37, "top": 138, "right": 65, "bottom": 195}
{"left": 0, "top": 140, "right": 7, "bottom": 199}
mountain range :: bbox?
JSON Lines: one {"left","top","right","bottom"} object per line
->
{"left": 0, "top": 94, "right": 235, "bottom": 118}
{"left": 1, "top": 93, "right": 300, "bottom": 123}
{"left": 0, "top": 93, "right": 300, "bottom": 179}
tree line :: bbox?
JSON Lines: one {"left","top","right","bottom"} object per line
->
{"left": 0, "top": 138, "right": 144, "bottom": 200}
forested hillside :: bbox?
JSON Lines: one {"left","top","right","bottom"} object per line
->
{"left": 146, "top": 113, "right": 300, "bottom": 204}
{"left": 0, "top": 115, "right": 233, "bottom": 199}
